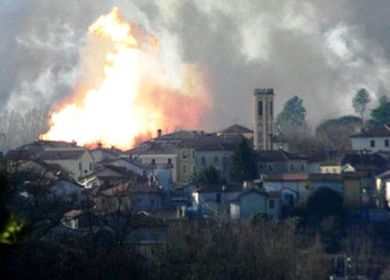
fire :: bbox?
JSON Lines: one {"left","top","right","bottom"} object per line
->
{"left": 41, "top": 7, "right": 210, "bottom": 150}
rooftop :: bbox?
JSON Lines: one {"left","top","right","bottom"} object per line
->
{"left": 219, "top": 124, "right": 253, "bottom": 135}
{"left": 37, "top": 149, "right": 87, "bottom": 161}
{"left": 254, "top": 88, "right": 274, "bottom": 95}
{"left": 351, "top": 125, "right": 390, "bottom": 138}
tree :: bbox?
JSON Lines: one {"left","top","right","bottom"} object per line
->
{"left": 192, "top": 166, "right": 220, "bottom": 185}
{"left": 316, "top": 115, "right": 362, "bottom": 152}
{"left": 230, "top": 137, "right": 257, "bottom": 182}
{"left": 276, "top": 96, "right": 306, "bottom": 132}
{"left": 302, "top": 188, "right": 344, "bottom": 221}
{"left": 352, "top": 88, "right": 371, "bottom": 120}
{"left": 369, "top": 98, "right": 390, "bottom": 126}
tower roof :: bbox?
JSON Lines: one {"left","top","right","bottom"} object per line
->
{"left": 254, "top": 88, "right": 274, "bottom": 96}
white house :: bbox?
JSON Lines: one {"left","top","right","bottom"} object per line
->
{"left": 351, "top": 125, "right": 390, "bottom": 152}
{"left": 132, "top": 147, "right": 178, "bottom": 183}
{"left": 37, "top": 148, "right": 95, "bottom": 180}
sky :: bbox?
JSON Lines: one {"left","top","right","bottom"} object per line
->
{"left": 1, "top": 0, "right": 390, "bottom": 131}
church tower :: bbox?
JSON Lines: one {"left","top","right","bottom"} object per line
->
{"left": 253, "top": 88, "right": 274, "bottom": 150}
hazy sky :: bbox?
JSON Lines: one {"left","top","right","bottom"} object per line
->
{"left": 1, "top": 0, "right": 390, "bottom": 130}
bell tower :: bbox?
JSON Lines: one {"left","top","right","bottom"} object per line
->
{"left": 253, "top": 88, "right": 274, "bottom": 150}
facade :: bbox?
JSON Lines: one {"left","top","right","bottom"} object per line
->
{"left": 262, "top": 173, "right": 310, "bottom": 206}
{"left": 351, "top": 125, "right": 390, "bottom": 152}
{"left": 37, "top": 148, "right": 95, "bottom": 180}
{"left": 253, "top": 88, "right": 274, "bottom": 151}
{"left": 192, "top": 184, "right": 242, "bottom": 216}
{"left": 257, "top": 150, "right": 308, "bottom": 174}
{"left": 230, "top": 188, "right": 269, "bottom": 222}
{"left": 176, "top": 146, "right": 196, "bottom": 186}
{"left": 132, "top": 147, "right": 178, "bottom": 183}
{"left": 217, "top": 124, "right": 254, "bottom": 143}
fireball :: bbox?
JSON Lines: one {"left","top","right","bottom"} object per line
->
{"left": 41, "top": 7, "right": 210, "bottom": 150}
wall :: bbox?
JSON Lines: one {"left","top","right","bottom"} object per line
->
{"left": 239, "top": 191, "right": 267, "bottom": 221}
{"left": 195, "top": 150, "right": 233, "bottom": 180}
{"left": 137, "top": 153, "right": 178, "bottom": 183}
{"left": 352, "top": 137, "right": 390, "bottom": 152}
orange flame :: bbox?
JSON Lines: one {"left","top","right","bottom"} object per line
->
{"left": 41, "top": 7, "right": 210, "bottom": 150}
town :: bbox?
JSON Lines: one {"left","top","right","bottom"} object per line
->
{"left": 2, "top": 87, "right": 390, "bottom": 279}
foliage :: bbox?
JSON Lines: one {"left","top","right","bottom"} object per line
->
{"left": 315, "top": 115, "right": 362, "bottom": 152}
{"left": 352, "top": 88, "right": 371, "bottom": 119}
{"left": 230, "top": 137, "right": 257, "bottom": 182}
{"left": 192, "top": 166, "right": 220, "bottom": 185}
{"left": 370, "top": 98, "right": 390, "bottom": 126}
{"left": 302, "top": 188, "right": 344, "bottom": 221}
{"left": 276, "top": 96, "right": 306, "bottom": 132}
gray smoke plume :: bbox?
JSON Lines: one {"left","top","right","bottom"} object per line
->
{"left": 1, "top": 0, "right": 390, "bottom": 139}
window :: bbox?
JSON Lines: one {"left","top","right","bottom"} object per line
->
{"left": 201, "top": 156, "right": 206, "bottom": 166}
{"left": 182, "top": 150, "right": 187, "bottom": 159}
{"left": 385, "top": 139, "right": 389, "bottom": 147}
{"left": 182, "top": 165, "right": 187, "bottom": 174}
{"left": 370, "top": 140, "right": 376, "bottom": 148}
{"left": 268, "top": 164, "right": 273, "bottom": 171}
{"left": 151, "top": 159, "right": 156, "bottom": 165}
{"left": 214, "top": 156, "right": 219, "bottom": 163}
{"left": 269, "top": 199, "right": 275, "bottom": 209}
{"left": 258, "top": 101, "right": 263, "bottom": 116}
{"left": 301, "top": 164, "right": 305, "bottom": 172}
{"left": 167, "top": 158, "right": 172, "bottom": 164}
{"left": 216, "top": 193, "right": 221, "bottom": 203}
{"left": 89, "top": 163, "right": 93, "bottom": 171}
{"left": 290, "top": 164, "right": 294, "bottom": 172}
{"left": 79, "top": 162, "right": 82, "bottom": 171}
{"left": 270, "top": 101, "right": 273, "bottom": 116}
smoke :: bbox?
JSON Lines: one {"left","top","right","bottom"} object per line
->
{"left": 1, "top": 0, "right": 390, "bottom": 133}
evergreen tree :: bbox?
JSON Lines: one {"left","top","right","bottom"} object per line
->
{"left": 369, "top": 98, "right": 390, "bottom": 126}
{"left": 192, "top": 166, "right": 220, "bottom": 185}
{"left": 276, "top": 96, "right": 306, "bottom": 132}
{"left": 352, "top": 88, "right": 371, "bottom": 120}
{"left": 230, "top": 137, "right": 257, "bottom": 182}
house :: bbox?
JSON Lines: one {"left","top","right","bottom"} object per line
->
{"left": 191, "top": 184, "right": 242, "bottom": 216}
{"left": 178, "top": 136, "right": 236, "bottom": 185}
{"left": 131, "top": 143, "right": 178, "bottom": 183}
{"left": 80, "top": 165, "right": 139, "bottom": 189}
{"left": 7, "top": 159, "right": 72, "bottom": 182}
{"left": 37, "top": 148, "right": 95, "bottom": 180}
{"left": 230, "top": 188, "right": 272, "bottom": 222}
{"left": 262, "top": 173, "right": 310, "bottom": 207}
{"left": 351, "top": 125, "right": 390, "bottom": 152}
{"left": 217, "top": 124, "right": 253, "bottom": 143}
{"left": 95, "top": 181, "right": 163, "bottom": 214}
{"left": 257, "top": 150, "right": 308, "bottom": 174}
{"left": 341, "top": 152, "right": 388, "bottom": 176}
{"left": 90, "top": 147, "right": 124, "bottom": 163}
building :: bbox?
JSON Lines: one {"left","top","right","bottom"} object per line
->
{"left": 191, "top": 184, "right": 242, "bottom": 216}
{"left": 230, "top": 188, "right": 271, "bottom": 222}
{"left": 257, "top": 150, "right": 308, "bottom": 174}
{"left": 351, "top": 125, "right": 390, "bottom": 152}
{"left": 253, "top": 88, "right": 274, "bottom": 151}
{"left": 37, "top": 148, "right": 95, "bottom": 180}
{"left": 217, "top": 124, "right": 253, "bottom": 143}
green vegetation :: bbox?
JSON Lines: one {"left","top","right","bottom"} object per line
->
{"left": 230, "top": 137, "right": 257, "bottom": 182}
{"left": 352, "top": 88, "right": 371, "bottom": 120}
{"left": 276, "top": 96, "right": 306, "bottom": 132}
{"left": 192, "top": 166, "right": 220, "bottom": 185}
{"left": 370, "top": 96, "right": 390, "bottom": 126}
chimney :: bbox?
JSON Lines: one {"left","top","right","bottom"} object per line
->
{"left": 157, "top": 129, "right": 162, "bottom": 138}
